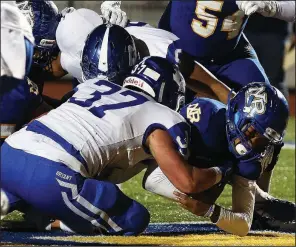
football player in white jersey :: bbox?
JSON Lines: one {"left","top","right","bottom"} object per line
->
{"left": 1, "top": 56, "right": 228, "bottom": 234}
{"left": 19, "top": 2, "right": 232, "bottom": 105}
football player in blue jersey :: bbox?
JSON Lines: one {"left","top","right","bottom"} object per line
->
{"left": 0, "top": 2, "right": 51, "bottom": 145}
{"left": 103, "top": 1, "right": 295, "bottom": 231}
{"left": 16, "top": 1, "right": 62, "bottom": 85}
{"left": 15, "top": 0, "right": 69, "bottom": 108}
{"left": 101, "top": 1, "right": 269, "bottom": 96}
{"left": 157, "top": 1, "right": 270, "bottom": 93}
{"left": 144, "top": 82, "right": 294, "bottom": 235}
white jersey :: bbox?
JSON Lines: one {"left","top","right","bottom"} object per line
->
{"left": 126, "top": 22, "right": 182, "bottom": 65}
{"left": 6, "top": 79, "right": 190, "bottom": 182}
{"left": 56, "top": 8, "right": 104, "bottom": 83}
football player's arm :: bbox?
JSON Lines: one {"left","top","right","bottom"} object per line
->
{"left": 145, "top": 129, "right": 223, "bottom": 194}
{"left": 190, "top": 62, "right": 235, "bottom": 104}
{"left": 175, "top": 175, "right": 256, "bottom": 236}
{"left": 179, "top": 53, "right": 235, "bottom": 104}
{"left": 236, "top": 1, "right": 295, "bottom": 22}
{"left": 274, "top": 1, "right": 295, "bottom": 22}
{"left": 211, "top": 175, "right": 256, "bottom": 236}
{"left": 143, "top": 162, "right": 226, "bottom": 206}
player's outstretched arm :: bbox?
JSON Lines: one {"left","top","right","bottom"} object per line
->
{"left": 236, "top": 1, "right": 295, "bottom": 22}
{"left": 179, "top": 53, "right": 235, "bottom": 104}
{"left": 190, "top": 62, "right": 235, "bottom": 104}
{"left": 174, "top": 175, "right": 255, "bottom": 236}
{"left": 145, "top": 129, "right": 223, "bottom": 194}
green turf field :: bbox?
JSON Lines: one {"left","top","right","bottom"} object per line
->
{"left": 285, "top": 117, "right": 295, "bottom": 143}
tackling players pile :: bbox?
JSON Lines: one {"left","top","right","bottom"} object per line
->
{"left": 0, "top": 0, "right": 295, "bottom": 237}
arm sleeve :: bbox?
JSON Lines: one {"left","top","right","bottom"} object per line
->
{"left": 142, "top": 161, "right": 181, "bottom": 200}
{"left": 214, "top": 175, "right": 256, "bottom": 236}
{"left": 275, "top": 1, "right": 296, "bottom": 22}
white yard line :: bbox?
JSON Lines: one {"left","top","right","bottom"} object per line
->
{"left": 283, "top": 143, "right": 295, "bottom": 149}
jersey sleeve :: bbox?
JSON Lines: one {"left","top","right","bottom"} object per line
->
{"left": 142, "top": 118, "right": 191, "bottom": 160}
{"left": 235, "top": 158, "right": 262, "bottom": 180}
{"left": 166, "top": 39, "right": 183, "bottom": 65}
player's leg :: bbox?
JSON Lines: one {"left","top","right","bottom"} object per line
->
{"left": 215, "top": 57, "right": 269, "bottom": 91}
{"left": 1, "top": 142, "right": 150, "bottom": 235}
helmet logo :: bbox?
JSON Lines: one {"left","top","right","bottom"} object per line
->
{"left": 243, "top": 86, "right": 267, "bottom": 117}
{"left": 187, "top": 103, "right": 201, "bottom": 123}
{"left": 40, "top": 39, "right": 56, "bottom": 48}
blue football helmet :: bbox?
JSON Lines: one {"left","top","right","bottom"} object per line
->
{"left": 24, "top": 37, "right": 34, "bottom": 75}
{"left": 16, "top": 0, "right": 60, "bottom": 71}
{"left": 226, "top": 82, "right": 289, "bottom": 159}
{"left": 123, "top": 56, "right": 186, "bottom": 112}
{"left": 81, "top": 23, "right": 138, "bottom": 82}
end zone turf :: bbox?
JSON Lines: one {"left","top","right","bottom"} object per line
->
{"left": 1, "top": 222, "right": 294, "bottom": 246}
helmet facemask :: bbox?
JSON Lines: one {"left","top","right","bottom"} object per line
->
{"left": 226, "top": 83, "right": 285, "bottom": 160}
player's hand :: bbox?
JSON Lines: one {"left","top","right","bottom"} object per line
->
{"left": 236, "top": 1, "right": 277, "bottom": 17}
{"left": 174, "top": 191, "right": 211, "bottom": 216}
{"left": 101, "top": 1, "right": 128, "bottom": 28}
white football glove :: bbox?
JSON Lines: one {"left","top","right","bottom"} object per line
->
{"left": 100, "top": 1, "right": 128, "bottom": 28}
{"left": 236, "top": 1, "right": 277, "bottom": 17}
{"left": 1, "top": 190, "right": 9, "bottom": 219}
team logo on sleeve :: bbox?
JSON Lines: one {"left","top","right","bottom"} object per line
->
{"left": 187, "top": 103, "right": 201, "bottom": 123}
{"left": 243, "top": 86, "right": 267, "bottom": 117}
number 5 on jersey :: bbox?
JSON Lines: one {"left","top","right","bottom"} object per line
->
{"left": 191, "top": 1, "right": 244, "bottom": 39}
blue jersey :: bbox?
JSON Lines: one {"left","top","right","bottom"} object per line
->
{"left": 180, "top": 97, "right": 270, "bottom": 180}
{"left": 159, "top": 0, "right": 248, "bottom": 59}
{"left": 0, "top": 76, "right": 42, "bottom": 141}
{"left": 180, "top": 98, "right": 233, "bottom": 166}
